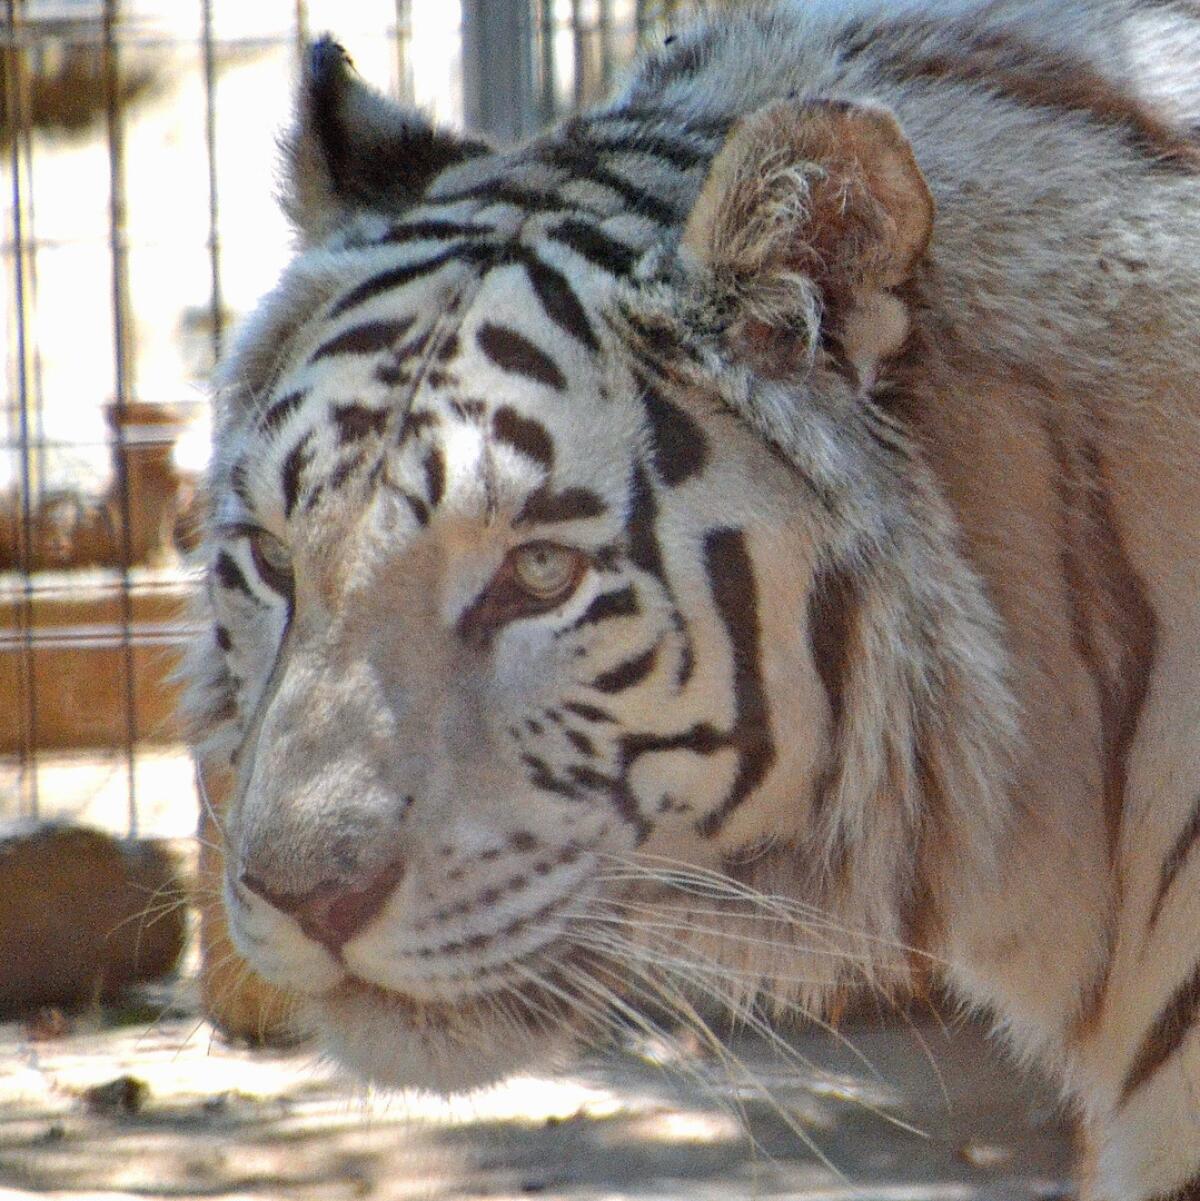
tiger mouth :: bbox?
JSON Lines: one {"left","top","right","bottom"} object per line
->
{"left": 305, "top": 943, "right": 607, "bottom": 1092}
{"left": 321, "top": 938, "right": 602, "bottom": 1032}
{"left": 329, "top": 936, "right": 590, "bottom": 1013}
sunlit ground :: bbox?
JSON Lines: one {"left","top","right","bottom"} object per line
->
{"left": 0, "top": 993, "right": 1073, "bottom": 1200}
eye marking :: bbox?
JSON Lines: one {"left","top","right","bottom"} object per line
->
{"left": 457, "top": 542, "right": 591, "bottom": 643}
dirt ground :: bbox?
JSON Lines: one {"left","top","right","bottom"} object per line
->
{"left": 0, "top": 979, "right": 1074, "bottom": 1201}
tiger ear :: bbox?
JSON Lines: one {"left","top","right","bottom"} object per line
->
{"left": 681, "top": 99, "right": 933, "bottom": 385}
{"left": 282, "top": 38, "right": 492, "bottom": 243}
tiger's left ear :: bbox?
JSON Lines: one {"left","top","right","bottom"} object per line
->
{"left": 283, "top": 38, "right": 492, "bottom": 243}
{"left": 681, "top": 99, "right": 933, "bottom": 385}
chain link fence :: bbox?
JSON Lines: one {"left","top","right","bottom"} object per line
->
{"left": 1, "top": 0, "right": 691, "bottom": 838}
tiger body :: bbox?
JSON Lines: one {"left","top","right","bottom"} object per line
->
{"left": 188, "top": 2, "right": 1200, "bottom": 1197}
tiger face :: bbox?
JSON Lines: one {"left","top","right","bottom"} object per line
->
{"left": 193, "top": 40, "right": 1009, "bottom": 1092}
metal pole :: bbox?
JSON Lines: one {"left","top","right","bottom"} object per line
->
{"left": 538, "top": 0, "right": 557, "bottom": 124}
{"left": 103, "top": 0, "right": 139, "bottom": 834}
{"left": 201, "top": 0, "right": 223, "bottom": 366}
{"left": 394, "top": 0, "right": 414, "bottom": 104}
{"left": 461, "top": 0, "right": 535, "bottom": 142}
{"left": 570, "top": 0, "right": 584, "bottom": 110}
{"left": 598, "top": 0, "right": 613, "bottom": 93}
{"left": 4, "top": 0, "right": 39, "bottom": 817}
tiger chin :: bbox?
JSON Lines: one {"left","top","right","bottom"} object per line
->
{"left": 186, "top": 2, "right": 1200, "bottom": 1197}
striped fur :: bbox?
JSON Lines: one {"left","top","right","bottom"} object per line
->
{"left": 185, "top": 3, "right": 1200, "bottom": 1196}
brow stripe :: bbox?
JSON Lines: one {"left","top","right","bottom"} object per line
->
{"left": 477, "top": 322, "right": 566, "bottom": 392}
{"left": 310, "top": 318, "right": 415, "bottom": 363}
{"left": 522, "top": 252, "right": 599, "bottom": 352}
{"left": 330, "top": 245, "right": 490, "bottom": 319}
{"left": 546, "top": 218, "right": 639, "bottom": 276}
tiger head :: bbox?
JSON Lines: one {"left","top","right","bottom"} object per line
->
{"left": 189, "top": 42, "right": 1013, "bottom": 1092}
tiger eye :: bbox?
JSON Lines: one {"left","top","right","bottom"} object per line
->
{"left": 247, "top": 528, "right": 294, "bottom": 598}
{"left": 510, "top": 542, "right": 584, "bottom": 602}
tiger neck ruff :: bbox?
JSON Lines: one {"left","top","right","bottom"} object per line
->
{"left": 187, "top": 3, "right": 1200, "bottom": 1198}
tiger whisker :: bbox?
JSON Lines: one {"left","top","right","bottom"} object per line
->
{"left": 564, "top": 924, "right": 900, "bottom": 1098}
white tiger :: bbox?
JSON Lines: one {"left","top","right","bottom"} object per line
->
{"left": 187, "top": 2, "right": 1200, "bottom": 1196}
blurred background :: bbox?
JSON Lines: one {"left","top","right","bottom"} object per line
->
{"left": 1, "top": 0, "right": 687, "bottom": 842}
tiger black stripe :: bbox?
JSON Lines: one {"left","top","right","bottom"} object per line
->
{"left": 403, "top": 492, "right": 430, "bottom": 527}
{"left": 695, "top": 528, "right": 776, "bottom": 838}
{"left": 571, "top": 586, "right": 639, "bottom": 630}
{"left": 1051, "top": 431, "right": 1159, "bottom": 865}
{"left": 281, "top": 434, "right": 315, "bottom": 518}
{"left": 519, "top": 250, "right": 599, "bottom": 352}
{"left": 626, "top": 462, "right": 667, "bottom": 580}
{"left": 229, "top": 461, "right": 254, "bottom": 511}
{"left": 332, "top": 403, "right": 388, "bottom": 443}
{"left": 590, "top": 645, "right": 658, "bottom": 693}
{"left": 1120, "top": 958, "right": 1200, "bottom": 1103}
{"left": 570, "top": 124, "right": 714, "bottom": 170}
{"left": 378, "top": 219, "right": 494, "bottom": 244}
{"left": 521, "top": 753, "right": 582, "bottom": 801}
{"left": 450, "top": 398, "right": 486, "bottom": 422}
{"left": 327, "top": 450, "right": 366, "bottom": 495}
{"left": 477, "top": 323, "right": 566, "bottom": 391}
{"left": 625, "top": 461, "right": 697, "bottom": 686}
{"left": 641, "top": 379, "right": 709, "bottom": 486}
{"left": 310, "top": 317, "right": 414, "bottom": 363}
{"left": 516, "top": 486, "right": 607, "bottom": 526}
{"left": 545, "top": 218, "right": 639, "bottom": 276}
{"left": 536, "top": 143, "right": 682, "bottom": 225}
{"left": 563, "top": 701, "right": 615, "bottom": 724}
{"left": 563, "top": 728, "right": 596, "bottom": 756}
{"left": 214, "top": 550, "right": 253, "bottom": 600}
{"left": 806, "top": 558, "right": 865, "bottom": 816}
{"left": 429, "top": 179, "right": 571, "bottom": 216}
{"left": 1150, "top": 794, "right": 1200, "bottom": 927}
{"left": 587, "top": 105, "right": 733, "bottom": 139}
{"left": 492, "top": 407, "right": 554, "bottom": 469}
{"left": 258, "top": 388, "right": 306, "bottom": 435}
{"left": 631, "top": 33, "right": 719, "bottom": 98}
{"left": 249, "top": 534, "right": 296, "bottom": 600}
{"left": 330, "top": 244, "right": 492, "bottom": 320}
{"left": 423, "top": 447, "right": 446, "bottom": 507}
{"left": 376, "top": 329, "right": 437, "bottom": 389}
{"left": 397, "top": 408, "right": 439, "bottom": 447}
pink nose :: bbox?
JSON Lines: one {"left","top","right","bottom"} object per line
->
{"left": 239, "top": 857, "right": 406, "bottom": 956}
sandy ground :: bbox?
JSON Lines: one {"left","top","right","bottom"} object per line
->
{"left": 0, "top": 982, "right": 1074, "bottom": 1201}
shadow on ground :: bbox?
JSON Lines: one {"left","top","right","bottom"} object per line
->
{"left": 0, "top": 993, "right": 1073, "bottom": 1200}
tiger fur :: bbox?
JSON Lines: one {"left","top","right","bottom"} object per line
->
{"left": 186, "top": 2, "right": 1200, "bottom": 1196}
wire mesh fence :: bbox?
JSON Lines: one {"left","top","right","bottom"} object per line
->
{"left": 0, "top": 0, "right": 693, "bottom": 839}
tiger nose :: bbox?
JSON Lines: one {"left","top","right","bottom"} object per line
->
{"left": 239, "top": 857, "right": 406, "bottom": 955}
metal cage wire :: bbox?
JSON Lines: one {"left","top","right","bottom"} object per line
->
{"left": 1, "top": 0, "right": 689, "bottom": 838}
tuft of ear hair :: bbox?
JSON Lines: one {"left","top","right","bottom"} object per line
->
{"left": 681, "top": 99, "right": 934, "bottom": 386}
{"left": 282, "top": 37, "right": 492, "bottom": 243}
